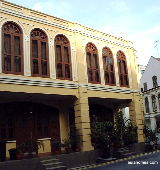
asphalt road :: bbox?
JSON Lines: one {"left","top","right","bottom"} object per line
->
{"left": 88, "top": 152, "right": 160, "bottom": 170}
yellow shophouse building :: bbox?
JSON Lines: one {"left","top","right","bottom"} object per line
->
{"left": 0, "top": 0, "right": 144, "bottom": 158}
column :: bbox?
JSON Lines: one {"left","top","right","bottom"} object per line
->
{"left": 0, "top": 21, "right": 2, "bottom": 73}
{"left": 24, "top": 35, "right": 31, "bottom": 76}
{"left": 98, "top": 48, "right": 105, "bottom": 85}
{"left": 129, "top": 93, "right": 144, "bottom": 142}
{"left": 59, "top": 108, "right": 69, "bottom": 141}
{"left": 74, "top": 87, "right": 93, "bottom": 151}
{"left": 48, "top": 38, "right": 56, "bottom": 79}
{"left": 113, "top": 54, "right": 119, "bottom": 86}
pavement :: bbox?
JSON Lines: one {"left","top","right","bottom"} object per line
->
{"left": 69, "top": 150, "right": 160, "bottom": 170}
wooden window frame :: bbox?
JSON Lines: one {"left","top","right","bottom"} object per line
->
{"left": 36, "top": 113, "right": 50, "bottom": 139}
{"left": 0, "top": 112, "right": 15, "bottom": 141}
{"left": 30, "top": 28, "right": 49, "bottom": 78}
{"left": 2, "top": 21, "right": 23, "bottom": 75}
{"left": 152, "top": 76, "right": 158, "bottom": 88}
{"left": 55, "top": 34, "right": 72, "bottom": 80}
{"left": 86, "top": 43, "right": 101, "bottom": 84}
{"left": 102, "top": 47, "right": 116, "bottom": 85}
{"left": 117, "top": 50, "right": 129, "bottom": 87}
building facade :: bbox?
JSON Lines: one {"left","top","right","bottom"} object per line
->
{"left": 0, "top": 0, "right": 144, "bottom": 157}
{"left": 140, "top": 56, "right": 160, "bottom": 132}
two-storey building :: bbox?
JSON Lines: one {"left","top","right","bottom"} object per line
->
{"left": 140, "top": 56, "right": 160, "bottom": 132}
{"left": 0, "top": 0, "right": 144, "bottom": 157}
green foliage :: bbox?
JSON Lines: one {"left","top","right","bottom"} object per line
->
{"left": 143, "top": 126, "right": 158, "bottom": 144}
{"left": 114, "top": 111, "right": 138, "bottom": 146}
{"left": 52, "top": 139, "right": 61, "bottom": 149}
{"left": 91, "top": 121, "right": 113, "bottom": 149}
{"left": 143, "top": 126, "right": 158, "bottom": 152}
{"left": 17, "top": 139, "right": 44, "bottom": 153}
{"left": 69, "top": 125, "right": 81, "bottom": 151}
{"left": 52, "top": 125, "right": 81, "bottom": 153}
{"left": 61, "top": 138, "right": 71, "bottom": 149}
{"left": 91, "top": 118, "right": 115, "bottom": 157}
{"left": 91, "top": 111, "right": 138, "bottom": 157}
{"left": 123, "top": 122, "right": 138, "bottom": 146}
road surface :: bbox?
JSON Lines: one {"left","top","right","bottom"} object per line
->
{"left": 88, "top": 152, "right": 160, "bottom": 170}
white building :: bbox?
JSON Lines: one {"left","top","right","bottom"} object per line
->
{"left": 138, "top": 64, "right": 146, "bottom": 77}
{"left": 140, "top": 56, "right": 160, "bottom": 132}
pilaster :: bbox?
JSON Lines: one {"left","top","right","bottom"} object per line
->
{"left": 74, "top": 87, "right": 93, "bottom": 151}
{"left": 24, "top": 35, "right": 31, "bottom": 76}
{"left": 129, "top": 93, "right": 144, "bottom": 142}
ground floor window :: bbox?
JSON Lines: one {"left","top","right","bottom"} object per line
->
{"left": 0, "top": 117, "right": 15, "bottom": 140}
{"left": 0, "top": 102, "right": 60, "bottom": 143}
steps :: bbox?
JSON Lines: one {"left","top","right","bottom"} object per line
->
{"left": 96, "top": 157, "right": 117, "bottom": 163}
{"left": 118, "top": 147, "right": 137, "bottom": 158}
{"left": 40, "top": 156, "right": 67, "bottom": 170}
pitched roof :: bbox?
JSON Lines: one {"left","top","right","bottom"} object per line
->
{"left": 152, "top": 56, "right": 160, "bottom": 61}
{"left": 155, "top": 58, "right": 160, "bottom": 61}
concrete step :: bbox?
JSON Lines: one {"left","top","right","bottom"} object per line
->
{"left": 96, "top": 157, "right": 117, "bottom": 163}
{"left": 121, "top": 152, "right": 137, "bottom": 158}
{"left": 44, "top": 162, "right": 64, "bottom": 168}
{"left": 43, "top": 162, "right": 63, "bottom": 166}
{"left": 46, "top": 166, "right": 67, "bottom": 170}
{"left": 40, "top": 158, "right": 59, "bottom": 163}
{"left": 118, "top": 147, "right": 129, "bottom": 151}
{"left": 40, "top": 156, "right": 67, "bottom": 170}
{"left": 118, "top": 148, "right": 130, "bottom": 152}
{"left": 39, "top": 156, "right": 57, "bottom": 161}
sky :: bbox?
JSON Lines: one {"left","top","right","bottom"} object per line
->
{"left": 6, "top": 0, "right": 160, "bottom": 66}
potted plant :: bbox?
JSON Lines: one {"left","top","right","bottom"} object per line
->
{"left": 143, "top": 126, "right": 158, "bottom": 152}
{"left": 17, "top": 139, "right": 44, "bottom": 159}
{"left": 51, "top": 139, "right": 61, "bottom": 155}
{"left": 91, "top": 120, "right": 113, "bottom": 158}
{"left": 61, "top": 138, "right": 72, "bottom": 154}
{"left": 69, "top": 125, "right": 81, "bottom": 152}
{"left": 8, "top": 148, "right": 17, "bottom": 160}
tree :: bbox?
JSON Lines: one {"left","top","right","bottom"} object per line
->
{"left": 91, "top": 111, "right": 138, "bottom": 158}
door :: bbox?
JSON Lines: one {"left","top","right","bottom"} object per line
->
{"left": 16, "top": 112, "right": 36, "bottom": 146}
{"left": 50, "top": 112, "right": 61, "bottom": 153}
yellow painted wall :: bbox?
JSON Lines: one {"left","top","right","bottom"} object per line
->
{"left": 0, "top": 0, "right": 144, "bottom": 152}
{"left": 38, "top": 139, "right": 51, "bottom": 154}
{"left": 6, "top": 142, "right": 16, "bottom": 158}
{"left": 59, "top": 110, "right": 69, "bottom": 141}
{"left": 0, "top": 1, "right": 138, "bottom": 91}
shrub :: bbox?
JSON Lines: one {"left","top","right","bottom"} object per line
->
{"left": 91, "top": 111, "right": 138, "bottom": 157}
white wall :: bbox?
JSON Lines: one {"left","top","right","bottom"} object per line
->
{"left": 140, "top": 57, "right": 160, "bottom": 90}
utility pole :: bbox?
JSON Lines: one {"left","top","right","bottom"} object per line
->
{"left": 154, "top": 40, "right": 160, "bottom": 57}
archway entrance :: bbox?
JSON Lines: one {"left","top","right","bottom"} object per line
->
{"left": 89, "top": 104, "right": 114, "bottom": 123}
{"left": 0, "top": 102, "right": 60, "bottom": 151}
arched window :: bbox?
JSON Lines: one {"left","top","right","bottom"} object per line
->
{"left": 30, "top": 28, "right": 49, "bottom": 77}
{"left": 145, "top": 97, "right": 150, "bottom": 113}
{"left": 2, "top": 21, "right": 23, "bottom": 74}
{"left": 102, "top": 47, "right": 115, "bottom": 85}
{"left": 117, "top": 51, "right": 129, "bottom": 87}
{"left": 86, "top": 43, "right": 100, "bottom": 83}
{"left": 55, "top": 34, "right": 72, "bottom": 80}
{"left": 152, "top": 95, "right": 157, "bottom": 112}
{"left": 152, "top": 75, "right": 158, "bottom": 88}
